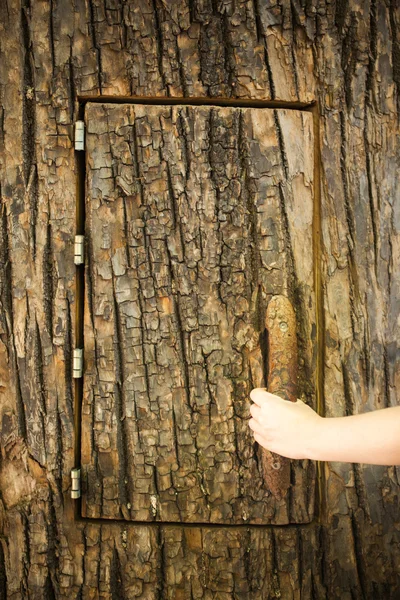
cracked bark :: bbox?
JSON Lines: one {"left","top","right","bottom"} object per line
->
{"left": 81, "top": 103, "right": 316, "bottom": 524}
{"left": 0, "top": 0, "right": 399, "bottom": 598}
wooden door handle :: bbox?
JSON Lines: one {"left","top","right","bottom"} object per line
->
{"left": 259, "top": 295, "right": 298, "bottom": 499}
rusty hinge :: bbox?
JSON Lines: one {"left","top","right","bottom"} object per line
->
{"left": 73, "top": 348, "right": 83, "bottom": 378}
{"left": 71, "top": 468, "right": 81, "bottom": 499}
{"left": 74, "top": 235, "right": 85, "bottom": 265}
{"left": 74, "top": 120, "right": 85, "bottom": 151}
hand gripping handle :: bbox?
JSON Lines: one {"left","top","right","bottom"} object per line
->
{"left": 259, "top": 295, "right": 298, "bottom": 499}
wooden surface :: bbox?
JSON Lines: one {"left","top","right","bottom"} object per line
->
{"left": 81, "top": 103, "right": 315, "bottom": 523}
{"left": 0, "top": 0, "right": 399, "bottom": 598}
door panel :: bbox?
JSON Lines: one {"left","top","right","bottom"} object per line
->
{"left": 81, "top": 103, "right": 316, "bottom": 524}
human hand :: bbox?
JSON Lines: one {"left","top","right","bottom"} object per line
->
{"left": 248, "top": 388, "right": 322, "bottom": 460}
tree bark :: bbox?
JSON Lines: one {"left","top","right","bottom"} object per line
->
{"left": 0, "top": 0, "right": 399, "bottom": 598}
{"left": 81, "top": 103, "right": 316, "bottom": 524}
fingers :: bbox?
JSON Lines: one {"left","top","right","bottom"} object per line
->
{"left": 253, "top": 432, "right": 271, "bottom": 451}
{"left": 249, "top": 388, "right": 267, "bottom": 405}
{"left": 250, "top": 387, "right": 280, "bottom": 406}
{"left": 249, "top": 403, "right": 261, "bottom": 419}
{"left": 248, "top": 417, "right": 266, "bottom": 437}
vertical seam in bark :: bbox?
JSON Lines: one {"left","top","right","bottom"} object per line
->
{"left": 85, "top": 221, "right": 96, "bottom": 330}
{"left": 296, "top": 527, "right": 303, "bottom": 592}
{"left": 207, "top": 109, "right": 226, "bottom": 309}
{"left": 252, "top": 0, "right": 263, "bottom": 42}
{"left": 120, "top": 1, "right": 128, "bottom": 50}
{"left": 151, "top": 0, "right": 168, "bottom": 94}
{"left": 270, "top": 530, "right": 282, "bottom": 597}
{"left": 383, "top": 343, "right": 391, "bottom": 408}
{"left": 88, "top": 0, "right": 103, "bottom": 93}
{"left": 310, "top": 104, "right": 326, "bottom": 524}
{"left": 43, "top": 219, "right": 54, "bottom": 339}
{"left": 44, "top": 573, "right": 57, "bottom": 600}
{"left": 34, "top": 314, "right": 47, "bottom": 417}
{"left": 366, "top": 0, "right": 378, "bottom": 102}
{"left": 121, "top": 196, "right": 132, "bottom": 270}
{"left": 46, "top": 486, "right": 60, "bottom": 597}
{"left": 242, "top": 528, "right": 252, "bottom": 591}
{"left": 97, "top": 528, "right": 103, "bottom": 592}
{"left": 26, "top": 165, "right": 38, "bottom": 263}
{"left": 289, "top": 1, "right": 300, "bottom": 98}
{"left": 112, "top": 285, "right": 129, "bottom": 511}
{"left": 252, "top": 0, "right": 276, "bottom": 99}
{"left": 164, "top": 242, "right": 192, "bottom": 411}
{"left": 318, "top": 524, "right": 330, "bottom": 591}
{"left": 341, "top": 14, "right": 358, "bottom": 110}
{"left": 22, "top": 510, "right": 30, "bottom": 595}
{"left": 351, "top": 458, "right": 369, "bottom": 520}
{"left": 238, "top": 111, "right": 262, "bottom": 327}
{"left": 389, "top": 0, "right": 400, "bottom": 115}
{"left": 55, "top": 393, "right": 64, "bottom": 494}
{"left": 110, "top": 544, "right": 125, "bottom": 600}
{"left": 176, "top": 108, "right": 191, "bottom": 181}
{"left": 20, "top": 0, "right": 36, "bottom": 184}
{"left": 64, "top": 296, "right": 74, "bottom": 422}
{"left": 188, "top": 0, "right": 196, "bottom": 25}
{"left": 68, "top": 38, "right": 76, "bottom": 123}
{"left": 221, "top": 13, "right": 234, "bottom": 93}
{"left": 21, "top": 0, "right": 38, "bottom": 258}
{"left": 165, "top": 161, "right": 178, "bottom": 230}
{"left": 106, "top": 107, "right": 132, "bottom": 271}
{"left": 136, "top": 282, "right": 152, "bottom": 404}
{"left": 231, "top": 414, "right": 244, "bottom": 502}
{"left": 339, "top": 110, "right": 355, "bottom": 247}
{"left": 274, "top": 111, "right": 289, "bottom": 179}
{"left": 24, "top": 291, "right": 29, "bottom": 359}
{"left": 83, "top": 172, "right": 102, "bottom": 510}
{"left": 170, "top": 403, "right": 180, "bottom": 467}
{"left": 277, "top": 183, "right": 296, "bottom": 297}
{"left": 335, "top": 0, "right": 349, "bottom": 35}
{"left": 49, "top": 0, "right": 56, "bottom": 76}
{"left": 155, "top": 527, "right": 166, "bottom": 599}
{"left": 341, "top": 359, "right": 355, "bottom": 417}
{"left": 363, "top": 124, "right": 379, "bottom": 280}
{"left": 350, "top": 510, "right": 369, "bottom": 598}
{"left": 33, "top": 315, "right": 47, "bottom": 464}
{"left": 0, "top": 540, "right": 7, "bottom": 600}
{"left": 362, "top": 304, "right": 371, "bottom": 390}
{"left": 201, "top": 348, "right": 216, "bottom": 429}
{"left": 176, "top": 39, "right": 188, "bottom": 97}
{"left": 364, "top": 0, "right": 379, "bottom": 279}
{"left": 1, "top": 200, "right": 27, "bottom": 440}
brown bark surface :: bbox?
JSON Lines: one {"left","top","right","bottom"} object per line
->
{"left": 0, "top": 0, "right": 399, "bottom": 598}
{"left": 81, "top": 103, "right": 315, "bottom": 524}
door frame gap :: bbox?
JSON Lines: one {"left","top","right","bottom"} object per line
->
{"left": 73, "top": 98, "right": 326, "bottom": 527}
{"left": 77, "top": 95, "right": 315, "bottom": 111}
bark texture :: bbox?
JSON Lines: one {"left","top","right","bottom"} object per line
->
{"left": 0, "top": 0, "right": 399, "bottom": 598}
{"left": 82, "top": 103, "right": 315, "bottom": 524}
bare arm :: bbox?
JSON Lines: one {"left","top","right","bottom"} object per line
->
{"left": 309, "top": 405, "right": 400, "bottom": 464}
{"left": 249, "top": 388, "right": 400, "bottom": 465}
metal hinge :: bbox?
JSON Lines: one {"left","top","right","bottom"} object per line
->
{"left": 74, "top": 120, "right": 85, "bottom": 151}
{"left": 73, "top": 348, "right": 83, "bottom": 378}
{"left": 71, "top": 468, "right": 81, "bottom": 499}
{"left": 74, "top": 235, "right": 85, "bottom": 265}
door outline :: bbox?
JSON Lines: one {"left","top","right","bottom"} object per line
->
{"left": 73, "top": 96, "right": 325, "bottom": 527}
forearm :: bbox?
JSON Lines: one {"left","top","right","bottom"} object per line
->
{"left": 308, "top": 406, "right": 400, "bottom": 465}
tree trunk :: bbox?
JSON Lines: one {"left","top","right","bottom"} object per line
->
{"left": 0, "top": 0, "right": 399, "bottom": 598}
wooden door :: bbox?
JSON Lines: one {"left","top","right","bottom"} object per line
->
{"left": 81, "top": 103, "right": 316, "bottom": 524}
